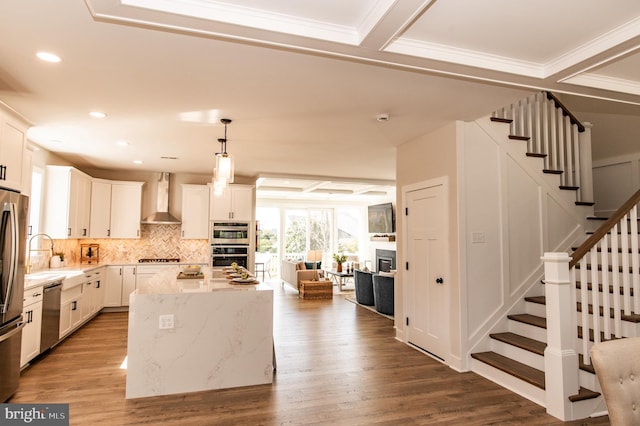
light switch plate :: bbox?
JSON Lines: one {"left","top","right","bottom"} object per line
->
{"left": 159, "top": 314, "right": 174, "bottom": 329}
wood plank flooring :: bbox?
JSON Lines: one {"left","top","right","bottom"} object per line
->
{"left": 10, "top": 282, "right": 610, "bottom": 425}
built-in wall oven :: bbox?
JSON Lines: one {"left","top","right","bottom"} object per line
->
{"left": 210, "top": 221, "right": 249, "bottom": 245}
{"left": 211, "top": 245, "right": 249, "bottom": 268}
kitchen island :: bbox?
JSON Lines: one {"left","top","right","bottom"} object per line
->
{"left": 125, "top": 267, "right": 274, "bottom": 399}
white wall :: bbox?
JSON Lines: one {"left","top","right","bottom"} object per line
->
{"left": 459, "top": 117, "right": 591, "bottom": 366}
{"left": 592, "top": 153, "right": 640, "bottom": 217}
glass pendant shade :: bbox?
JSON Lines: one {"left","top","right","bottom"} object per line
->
{"left": 214, "top": 153, "right": 234, "bottom": 183}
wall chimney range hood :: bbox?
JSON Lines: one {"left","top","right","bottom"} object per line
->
{"left": 141, "top": 172, "right": 181, "bottom": 224}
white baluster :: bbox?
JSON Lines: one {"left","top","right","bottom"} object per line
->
{"left": 621, "top": 215, "right": 631, "bottom": 315}
{"left": 611, "top": 224, "right": 622, "bottom": 338}
{"left": 564, "top": 115, "right": 573, "bottom": 188}
{"left": 590, "top": 247, "right": 601, "bottom": 346}
{"left": 580, "top": 257, "right": 590, "bottom": 364}
{"left": 601, "top": 235, "right": 610, "bottom": 338}
{"left": 631, "top": 205, "right": 639, "bottom": 315}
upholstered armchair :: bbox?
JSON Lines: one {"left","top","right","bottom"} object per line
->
{"left": 354, "top": 269, "right": 374, "bottom": 306}
{"left": 590, "top": 337, "right": 640, "bottom": 425}
{"left": 372, "top": 274, "right": 394, "bottom": 315}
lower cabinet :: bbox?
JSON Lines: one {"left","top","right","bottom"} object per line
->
{"left": 80, "top": 268, "right": 105, "bottom": 320}
{"left": 105, "top": 265, "right": 136, "bottom": 307}
{"left": 21, "top": 286, "right": 43, "bottom": 367}
{"left": 59, "top": 284, "right": 82, "bottom": 339}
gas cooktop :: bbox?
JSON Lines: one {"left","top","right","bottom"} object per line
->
{"left": 137, "top": 258, "right": 180, "bottom": 263}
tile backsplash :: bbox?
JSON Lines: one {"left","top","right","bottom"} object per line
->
{"left": 51, "top": 224, "right": 209, "bottom": 265}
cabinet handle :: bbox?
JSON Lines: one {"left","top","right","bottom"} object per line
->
{"left": 107, "top": 229, "right": 110, "bottom": 237}
{"left": 182, "top": 230, "right": 184, "bottom": 237}
{"left": 137, "top": 229, "right": 140, "bottom": 237}
{"left": 28, "top": 225, "right": 32, "bottom": 236}
{"left": 0, "top": 165, "right": 6, "bottom": 180}
{"left": 96, "top": 280, "right": 101, "bottom": 289}
{"left": 83, "top": 228, "right": 87, "bottom": 236}
{"left": 72, "top": 301, "right": 77, "bottom": 311}
{"left": 119, "top": 267, "right": 122, "bottom": 276}
{"left": 68, "top": 228, "right": 72, "bottom": 237}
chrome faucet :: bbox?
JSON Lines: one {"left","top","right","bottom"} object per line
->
{"left": 26, "top": 233, "right": 55, "bottom": 274}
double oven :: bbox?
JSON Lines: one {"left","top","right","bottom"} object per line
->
{"left": 210, "top": 221, "right": 250, "bottom": 268}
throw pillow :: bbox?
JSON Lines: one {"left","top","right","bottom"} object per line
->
{"left": 304, "top": 261, "right": 322, "bottom": 269}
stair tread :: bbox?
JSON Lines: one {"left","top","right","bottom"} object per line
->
{"left": 490, "top": 117, "right": 512, "bottom": 124}
{"left": 490, "top": 332, "right": 546, "bottom": 355}
{"left": 576, "top": 302, "right": 640, "bottom": 323}
{"left": 542, "top": 169, "right": 563, "bottom": 175}
{"left": 471, "top": 351, "right": 545, "bottom": 389}
{"left": 559, "top": 185, "right": 579, "bottom": 190}
{"left": 579, "top": 354, "right": 596, "bottom": 375}
{"left": 576, "top": 201, "right": 595, "bottom": 206}
{"left": 507, "top": 313, "right": 547, "bottom": 329}
{"left": 576, "top": 280, "right": 635, "bottom": 296}
{"left": 568, "top": 387, "right": 600, "bottom": 402}
{"left": 508, "top": 135, "right": 530, "bottom": 141}
{"left": 524, "top": 296, "right": 545, "bottom": 305}
{"left": 526, "top": 152, "right": 547, "bottom": 158}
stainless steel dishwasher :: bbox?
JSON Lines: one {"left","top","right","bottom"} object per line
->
{"left": 40, "top": 281, "right": 62, "bottom": 353}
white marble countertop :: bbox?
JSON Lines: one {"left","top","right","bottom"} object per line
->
{"left": 136, "top": 266, "right": 271, "bottom": 294}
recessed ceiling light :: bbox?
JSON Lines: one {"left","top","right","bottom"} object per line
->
{"left": 36, "top": 51, "right": 61, "bottom": 63}
{"left": 116, "top": 140, "right": 129, "bottom": 147}
{"left": 90, "top": 111, "right": 107, "bottom": 118}
{"left": 133, "top": 160, "right": 143, "bottom": 165}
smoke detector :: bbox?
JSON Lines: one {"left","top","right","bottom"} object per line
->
{"left": 376, "top": 113, "right": 390, "bottom": 122}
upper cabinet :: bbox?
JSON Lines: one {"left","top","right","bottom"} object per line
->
{"left": 210, "top": 184, "right": 254, "bottom": 221}
{"left": 181, "top": 184, "right": 209, "bottom": 239}
{"left": 0, "top": 109, "right": 28, "bottom": 192}
{"left": 44, "top": 166, "right": 92, "bottom": 239}
{"left": 90, "top": 179, "right": 143, "bottom": 239}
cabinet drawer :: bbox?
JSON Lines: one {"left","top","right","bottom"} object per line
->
{"left": 62, "top": 273, "right": 86, "bottom": 289}
{"left": 23, "top": 286, "right": 44, "bottom": 306}
{"left": 60, "top": 285, "right": 82, "bottom": 304}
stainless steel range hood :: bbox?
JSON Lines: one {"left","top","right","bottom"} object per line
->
{"left": 141, "top": 172, "right": 181, "bottom": 224}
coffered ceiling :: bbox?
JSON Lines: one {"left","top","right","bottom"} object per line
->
{"left": 0, "top": 0, "right": 638, "bottom": 196}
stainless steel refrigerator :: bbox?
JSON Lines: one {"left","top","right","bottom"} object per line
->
{"left": 0, "top": 188, "right": 28, "bottom": 402}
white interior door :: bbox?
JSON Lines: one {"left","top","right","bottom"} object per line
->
{"left": 405, "top": 183, "right": 448, "bottom": 360}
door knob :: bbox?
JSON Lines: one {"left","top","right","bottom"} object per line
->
{"left": 435, "top": 277, "right": 444, "bottom": 284}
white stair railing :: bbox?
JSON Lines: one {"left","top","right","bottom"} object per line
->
{"left": 542, "top": 189, "right": 640, "bottom": 419}
{"left": 492, "top": 91, "right": 593, "bottom": 203}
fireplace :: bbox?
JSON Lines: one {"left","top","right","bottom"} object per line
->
{"left": 375, "top": 249, "right": 396, "bottom": 273}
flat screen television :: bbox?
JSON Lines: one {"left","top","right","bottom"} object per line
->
{"left": 368, "top": 202, "right": 395, "bottom": 234}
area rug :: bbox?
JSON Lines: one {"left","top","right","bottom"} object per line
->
{"left": 345, "top": 296, "right": 394, "bottom": 320}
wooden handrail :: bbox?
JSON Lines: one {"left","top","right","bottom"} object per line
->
{"left": 570, "top": 188, "right": 640, "bottom": 268}
{"left": 545, "top": 91, "right": 586, "bottom": 132}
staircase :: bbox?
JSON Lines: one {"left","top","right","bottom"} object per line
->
{"left": 468, "top": 92, "right": 640, "bottom": 421}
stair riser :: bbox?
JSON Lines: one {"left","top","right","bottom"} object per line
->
{"left": 489, "top": 339, "right": 545, "bottom": 371}
{"left": 525, "top": 301, "right": 546, "bottom": 317}
{"left": 579, "top": 369, "right": 601, "bottom": 393}
{"left": 508, "top": 320, "right": 547, "bottom": 343}
{"left": 470, "top": 358, "right": 546, "bottom": 407}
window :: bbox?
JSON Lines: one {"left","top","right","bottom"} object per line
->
{"left": 336, "top": 207, "right": 360, "bottom": 255}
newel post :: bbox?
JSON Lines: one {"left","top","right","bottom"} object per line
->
{"left": 578, "top": 122, "right": 593, "bottom": 203}
{"left": 542, "top": 252, "right": 579, "bottom": 421}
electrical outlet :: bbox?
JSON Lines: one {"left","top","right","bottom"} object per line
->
{"left": 158, "top": 314, "right": 174, "bottom": 329}
{"left": 472, "top": 232, "right": 486, "bottom": 243}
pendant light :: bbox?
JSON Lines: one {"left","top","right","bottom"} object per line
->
{"left": 213, "top": 118, "right": 234, "bottom": 190}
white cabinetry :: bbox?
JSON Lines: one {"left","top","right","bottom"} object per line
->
{"left": 44, "top": 166, "right": 92, "bottom": 239}
{"left": 181, "top": 184, "right": 209, "bottom": 239}
{"left": 80, "top": 268, "right": 104, "bottom": 320}
{"left": 136, "top": 264, "right": 174, "bottom": 294}
{"left": 105, "top": 265, "right": 137, "bottom": 307}
{"left": 0, "top": 109, "right": 27, "bottom": 192}
{"left": 89, "top": 179, "right": 111, "bottom": 238}
{"left": 20, "top": 286, "right": 43, "bottom": 367}
{"left": 210, "top": 184, "right": 254, "bottom": 221}
{"left": 59, "top": 284, "right": 82, "bottom": 339}
{"left": 90, "top": 180, "right": 143, "bottom": 238}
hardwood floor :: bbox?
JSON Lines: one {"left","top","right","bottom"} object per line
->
{"left": 11, "top": 282, "right": 610, "bottom": 425}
